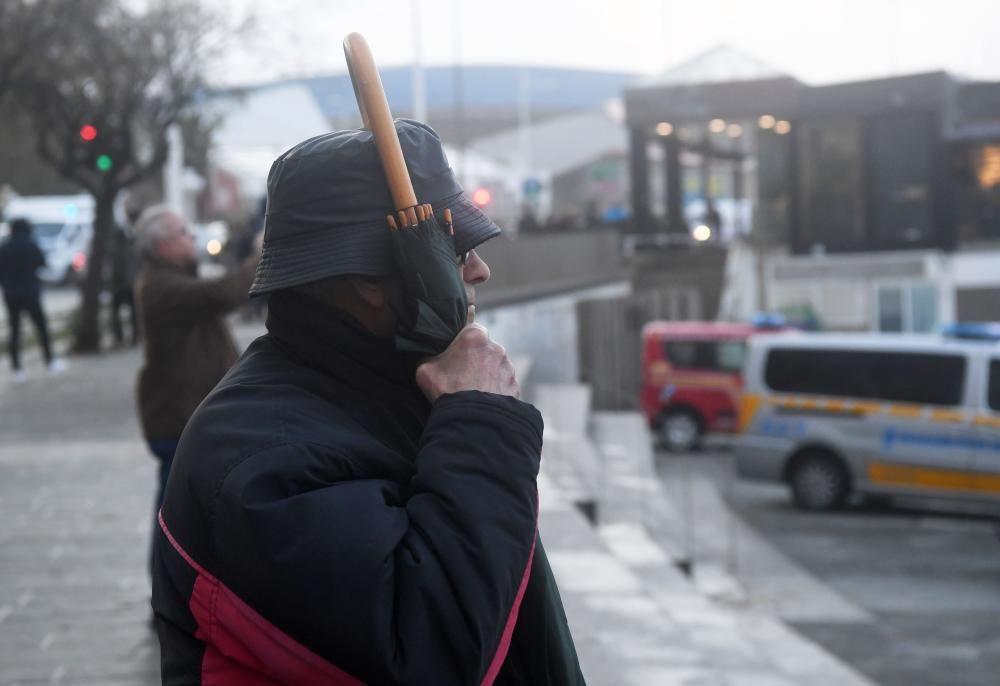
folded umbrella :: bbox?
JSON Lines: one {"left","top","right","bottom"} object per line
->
{"left": 343, "top": 33, "right": 468, "bottom": 356}
{"left": 387, "top": 205, "right": 468, "bottom": 355}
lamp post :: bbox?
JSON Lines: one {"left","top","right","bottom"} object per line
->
{"left": 411, "top": 0, "right": 427, "bottom": 124}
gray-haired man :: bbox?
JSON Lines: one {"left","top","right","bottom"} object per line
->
{"left": 133, "top": 205, "right": 258, "bottom": 571}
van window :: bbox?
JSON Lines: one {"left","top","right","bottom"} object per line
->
{"left": 665, "top": 340, "right": 745, "bottom": 373}
{"left": 989, "top": 360, "right": 1000, "bottom": 412}
{"left": 717, "top": 341, "right": 746, "bottom": 372}
{"left": 31, "top": 223, "right": 64, "bottom": 240}
{"left": 764, "top": 348, "right": 965, "bottom": 406}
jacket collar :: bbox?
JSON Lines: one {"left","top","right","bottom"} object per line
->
{"left": 265, "top": 290, "right": 423, "bottom": 397}
{"left": 264, "top": 291, "right": 432, "bottom": 456}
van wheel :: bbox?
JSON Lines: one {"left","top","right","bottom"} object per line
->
{"left": 788, "top": 450, "right": 849, "bottom": 511}
{"left": 660, "top": 409, "right": 702, "bottom": 453}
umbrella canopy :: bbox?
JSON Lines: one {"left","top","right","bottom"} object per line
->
{"left": 388, "top": 206, "right": 468, "bottom": 356}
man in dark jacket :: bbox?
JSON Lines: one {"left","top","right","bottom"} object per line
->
{"left": 134, "top": 205, "right": 258, "bottom": 565}
{"left": 0, "top": 218, "right": 62, "bottom": 383}
{"left": 153, "top": 121, "right": 585, "bottom": 685}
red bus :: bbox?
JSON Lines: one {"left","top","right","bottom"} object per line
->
{"left": 641, "top": 321, "right": 755, "bottom": 452}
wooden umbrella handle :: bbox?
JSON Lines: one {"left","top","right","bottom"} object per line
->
{"left": 343, "top": 32, "right": 419, "bottom": 213}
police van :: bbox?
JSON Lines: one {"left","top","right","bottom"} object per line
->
{"left": 736, "top": 331, "right": 1000, "bottom": 510}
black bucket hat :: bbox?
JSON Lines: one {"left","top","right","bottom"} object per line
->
{"left": 249, "top": 119, "right": 500, "bottom": 296}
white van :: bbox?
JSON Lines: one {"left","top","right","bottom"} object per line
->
{"left": 736, "top": 333, "right": 1000, "bottom": 510}
{"left": 2, "top": 194, "right": 94, "bottom": 285}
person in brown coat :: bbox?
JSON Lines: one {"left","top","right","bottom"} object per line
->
{"left": 133, "top": 205, "right": 258, "bottom": 569}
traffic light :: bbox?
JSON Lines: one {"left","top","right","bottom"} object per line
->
{"left": 77, "top": 123, "right": 113, "bottom": 172}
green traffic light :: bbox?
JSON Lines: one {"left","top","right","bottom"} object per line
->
{"left": 96, "top": 154, "right": 112, "bottom": 172}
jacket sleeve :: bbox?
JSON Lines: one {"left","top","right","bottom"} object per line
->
{"left": 149, "top": 258, "right": 256, "bottom": 324}
{"left": 213, "top": 391, "right": 542, "bottom": 686}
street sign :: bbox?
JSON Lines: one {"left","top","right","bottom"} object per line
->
{"left": 522, "top": 178, "right": 542, "bottom": 197}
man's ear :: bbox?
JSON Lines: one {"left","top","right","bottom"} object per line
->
{"left": 349, "top": 275, "right": 388, "bottom": 309}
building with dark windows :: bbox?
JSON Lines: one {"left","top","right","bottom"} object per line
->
{"left": 624, "top": 49, "right": 1000, "bottom": 332}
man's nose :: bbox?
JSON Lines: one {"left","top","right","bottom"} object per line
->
{"left": 462, "top": 250, "right": 490, "bottom": 285}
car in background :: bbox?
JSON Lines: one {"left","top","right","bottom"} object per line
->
{"left": 2, "top": 194, "right": 93, "bottom": 285}
{"left": 641, "top": 321, "right": 757, "bottom": 452}
{"left": 736, "top": 333, "right": 1000, "bottom": 510}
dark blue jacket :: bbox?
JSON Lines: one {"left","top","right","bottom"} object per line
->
{"left": 153, "top": 292, "right": 585, "bottom": 685}
{"left": 0, "top": 232, "right": 45, "bottom": 300}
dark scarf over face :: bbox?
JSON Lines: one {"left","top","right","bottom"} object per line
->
{"left": 264, "top": 290, "right": 432, "bottom": 458}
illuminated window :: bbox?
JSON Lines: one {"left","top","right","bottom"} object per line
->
{"left": 976, "top": 145, "right": 1000, "bottom": 189}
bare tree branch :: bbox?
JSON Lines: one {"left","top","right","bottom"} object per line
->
{"left": 5, "top": 0, "right": 220, "bottom": 351}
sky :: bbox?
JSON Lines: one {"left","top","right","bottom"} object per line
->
{"left": 207, "top": 0, "right": 1000, "bottom": 87}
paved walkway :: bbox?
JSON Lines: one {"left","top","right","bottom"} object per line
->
{"left": 1, "top": 320, "right": 876, "bottom": 685}
{"left": 0, "top": 333, "right": 164, "bottom": 685}
{"left": 540, "top": 409, "right": 878, "bottom": 686}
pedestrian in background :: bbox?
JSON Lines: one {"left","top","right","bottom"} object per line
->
{"left": 0, "top": 217, "right": 64, "bottom": 383}
{"left": 132, "top": 205, "right": 258, "bottom": 574}
{"left": 109, "top": 221, "right": 139, "bottom": 346}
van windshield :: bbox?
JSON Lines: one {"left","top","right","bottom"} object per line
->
{"left": 31, "top": 223, "right": 65, "bottom": 240}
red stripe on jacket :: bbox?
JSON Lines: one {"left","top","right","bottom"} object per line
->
{"left": 159, "top": 496, "right": 538, "bottom": 686}
{"left": 159, "top": 511, "right": 365, "bottom": 686}
{"left": 480, "top": 509, "right": 538, "bottom": 686}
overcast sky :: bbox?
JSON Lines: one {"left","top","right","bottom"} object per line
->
{"left": 208, "top": 0, "right": 1000, "bottom": 86}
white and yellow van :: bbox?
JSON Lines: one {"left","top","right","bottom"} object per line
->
{"left": 736, "top": 333, "right": 1000, "bottom": 510}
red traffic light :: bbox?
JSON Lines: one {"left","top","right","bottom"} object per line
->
{"left": 79, "top": 125, "right": 97, "bottom": 142}
{"left": 472, "top": 188, "right": 491, "bottom": 207}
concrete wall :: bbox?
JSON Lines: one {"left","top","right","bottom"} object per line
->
{"left": 630, "top": 246, "right": 728, "bottom": 323}
{"left": 479, "top": 282, "right": 630, "bottom": 389}
{"left": 576, "top": 297, "right": 641, "bottom": 411}
{"left": 474, "top": 230, "right": 626, "bottom": 307}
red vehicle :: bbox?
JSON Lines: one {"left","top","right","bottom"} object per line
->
{"left": 641, "top": 321, "right": 754, "bottom": 452}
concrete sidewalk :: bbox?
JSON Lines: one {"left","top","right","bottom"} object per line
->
{"left": 0, "top": 321, "right": 263, "bottom": 685}
{"left": 535, "top": 391, "right": 878, "bottom": 686}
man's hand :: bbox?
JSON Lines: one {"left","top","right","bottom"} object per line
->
{"left": 416, "top": 310, "right": 519, "bottom": 402}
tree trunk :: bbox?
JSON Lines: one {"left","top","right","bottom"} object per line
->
{"left": 73, "top": 189, "right": 117, "bottom": 352}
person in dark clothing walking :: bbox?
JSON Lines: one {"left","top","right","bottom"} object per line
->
{"left": 109, "top": 223, "right": 139, "bottom": 346}
{"left": 0, "top": 218, "right": 63, "bottom": 383}
{"left": 152, "top": 121, "right": 585, "bottom": 685}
